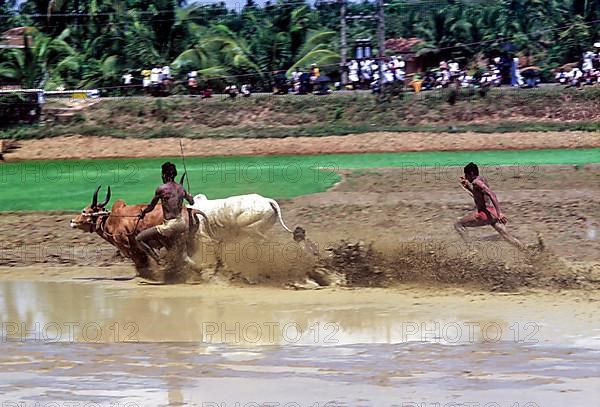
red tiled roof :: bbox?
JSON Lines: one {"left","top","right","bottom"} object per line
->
{"left": 0, "top": 27, "right": 35, "bottom": 48}
{"left": 385, "top": 37, "right": 424, "bottom": 54}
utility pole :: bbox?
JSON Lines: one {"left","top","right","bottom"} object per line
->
{"left": 376, "top": 0, "right": 385, "bottom": 89}
{"left": 339, "top": 0, "right": 348, "bottom": 86}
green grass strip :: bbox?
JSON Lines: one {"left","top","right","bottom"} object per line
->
{"left": 1, "top": 148, "right": 599, "bottom": 212}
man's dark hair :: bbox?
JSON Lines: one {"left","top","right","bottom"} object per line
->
{"left": 464, "top": 162, "right": 479, "bottom": 176}
{"left": 162, "top": 162, "right": 177, "bottom": 180}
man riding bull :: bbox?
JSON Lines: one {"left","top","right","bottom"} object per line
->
{"left": 136, "top": 162, "right": 196, "bottom": 265}
{"left": 454, "top": 162, "right": 526, "bottom": 251}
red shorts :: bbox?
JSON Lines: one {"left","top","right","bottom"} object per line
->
{"left": 475, "top": 206, "right": 498, "bottom": 223}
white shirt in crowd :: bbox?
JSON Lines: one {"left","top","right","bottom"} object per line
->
{"left": 582, "top": 51, "right": 595, "bottom": 72}
{"left": 555, "top": 71, "right": 568, "bottom": 83}
{"left": 348, "top": 59, "right": 359, "bottom": 82}
{"left": 150, "top": 68, "right": 161, "bottom": 83}
{"left": 122, "top": 74, "right": 132, "bottom": 85}
{"left": 570, "top": 68, "right": 583, "bottom": 80}
{"left": 383, "top": 65, "right": 395, "bottom": 83}
{"left": 449, "top": 61, "right": 460, "bottom": 73}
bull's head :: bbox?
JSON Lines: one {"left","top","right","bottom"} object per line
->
{"left": 70, "top": 185, "right": 112, "bottom": 232}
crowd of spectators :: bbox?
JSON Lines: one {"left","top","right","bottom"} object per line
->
{"left": 346, "top": 56, "right": 406, "bottom": 92}
{"left": 138, "top": 66, "right": 172, "bottom": 90}
{"left": 407, "top": 57, "right": 538, "bottom": 93}
{"left": 118, "top": 42, "right": 600, "bottom": 97}
{"left": 273, "top": 64, "right": 330, "bottom": 95}
{"left": 555, "top": 43, "right": 600, "bottom": 87}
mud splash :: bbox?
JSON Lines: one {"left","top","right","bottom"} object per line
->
{"left": 315, "top": 240, "right": 584, "bottom": 291}
{"left": 182, "top": 238, "right": 600, "bottom": 292}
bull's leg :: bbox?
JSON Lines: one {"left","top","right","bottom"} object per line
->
{"left": 178, "top": 235, "right": 200, "bottom": 271}
{"left": 246, "top": 229, "right": 269, "bottom": 241}
{"left": 135, "top": 227, "right": 162, "bottom": 264}
{"left": 136, "top": 260, "right": 152, "bottom": 280}
{"left": 131, "top": 252, "right": 154, "bottom": 280}
{"left": 186, "top": 208, "right": 200, "bottom": 257}
{"left": 160, "top": 234, "right": 191, "bottom": 283}
{"left": 186, "top": 232, "right": 199, "bottom": 258}
{"left": 214, "top": 241, "right": 224, "bottom": 271}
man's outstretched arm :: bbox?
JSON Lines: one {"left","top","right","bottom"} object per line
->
{"left": 140, "top": 188, "right": 161, "bottom": 218}
{"left": 459, "top": 176, "right": 474, "bottom": 197}
{"left": 460, "top": 176, "right": 473, "bottom": 191}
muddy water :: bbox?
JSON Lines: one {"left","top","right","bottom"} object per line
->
{"left": 1, "top": 275, "right": 599, "bottom": 406}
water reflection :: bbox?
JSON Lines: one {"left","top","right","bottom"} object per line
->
{"left": 0, "top": 281, "right": 519, "bottom": 345}
{"left": 1, "top": 281, "right": 600, "bottom": 405}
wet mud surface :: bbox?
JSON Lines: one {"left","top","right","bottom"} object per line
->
{"left": 1, "top": 280, "right": 599, "bottom": 405}
{"left": 1, "top": 163, "right": 599, "bottom": 405}
{"left": 1, "top": 164, "right": 598, "bottom": 291}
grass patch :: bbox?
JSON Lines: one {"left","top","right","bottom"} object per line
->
{"left": 5, "top": 121, "right": 599, "bottom": 141}
{"left": 0, "top": 155, "right": 342, "bottom": 211}
{"left": 2, "top": 149, "right": 599, "bottom": 212}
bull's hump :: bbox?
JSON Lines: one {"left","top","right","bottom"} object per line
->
{"left": 112, "top": 200, "right": 127, "bottom": 210}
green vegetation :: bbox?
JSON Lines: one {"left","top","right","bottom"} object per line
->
{"left": 3, "top": 87, "right": 600, "bottom": 140}
{"left": 0, "top": 155, "right": 342, "bottom": 211}
{"left": 1, "top": 0, "right": 600, "bottom": 90}
{"left": 2, "top": 149, "right": 599, "bottom": 212}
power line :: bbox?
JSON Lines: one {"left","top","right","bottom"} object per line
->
{"left": 3, "top": 12, "right": 599, "bottom": 49}
{"left": 0, "top": 0, "right": 500, "bottom": 20}
{"left": 376, "top": 0, "right": 385, "bottom": 88}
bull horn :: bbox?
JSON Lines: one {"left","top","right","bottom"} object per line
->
{"left": 91, "top": 185, "right": 101, "bottom": 208}
{"left": 99, "top": 186, "right": 111, "bottom": 207}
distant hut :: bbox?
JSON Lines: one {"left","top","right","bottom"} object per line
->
{"left": 0, "top": 27, "right": 36, "bottom": 89}
{"left": 384, "top": 37, "right": 425, "bottom": 75}
{"left": 0, "top": 27, "right": 35, "bottom": 49}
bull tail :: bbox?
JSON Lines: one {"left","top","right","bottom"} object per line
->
{"left": 191, "top": 209, "right": 216, "bottom": 239}
{"left": 269, "top": 199, "right": 294, "bottom": 234}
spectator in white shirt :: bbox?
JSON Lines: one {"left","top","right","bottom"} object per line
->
{"left": 150, "top": 67, "right": 160, "bottom": 84}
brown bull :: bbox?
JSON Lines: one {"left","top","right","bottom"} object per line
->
{"left": 70, "top": 186, "right": 200, "bottom": 279}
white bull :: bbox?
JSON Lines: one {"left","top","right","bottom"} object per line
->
{"left": 187, "top": 193, "right": 305, "bottom": 267}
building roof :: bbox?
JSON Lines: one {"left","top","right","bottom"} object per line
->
{"left": 0, "top": 27, "right": 35, "bottom": 49}
{"left": 385, "top": 37, "right": 424, "bottom": 54}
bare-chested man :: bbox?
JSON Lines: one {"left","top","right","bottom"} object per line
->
{"left": 136, "top": 162, "right": 194, "bottom": 264}
{"left": 454, "top": 162, "right": 525, "bottom": 250}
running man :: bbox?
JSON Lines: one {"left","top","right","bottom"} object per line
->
{"left": 454, "top": 162, "right": 525, "bottom": 250}
{"left": 136, "top": 162, "right": 195, "bottom": 264}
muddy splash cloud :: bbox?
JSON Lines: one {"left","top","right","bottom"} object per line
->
{"left": 181, "top": 237, "right": 599, "bottom": 291}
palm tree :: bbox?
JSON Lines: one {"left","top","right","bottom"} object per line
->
{"left": 177, "top": 24, "right": 262, "bottom": 78}
{"left": 286, "top": 29, "right": 340, "bottom": 75}
{"left": 171, "top": 42, "right": 229, "bottom": 80}
{"left": 249, "top": 16, "right": 292, "bottom": 73}
{"left": 0, "top": 28, "right": 75, "bottom": 89}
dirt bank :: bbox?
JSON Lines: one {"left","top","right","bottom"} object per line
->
{"left": 5, "top": 131, "right": 600, "bottom": 161}
{"left": 4, "top": 88, "right": 600, "bottom": 141}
